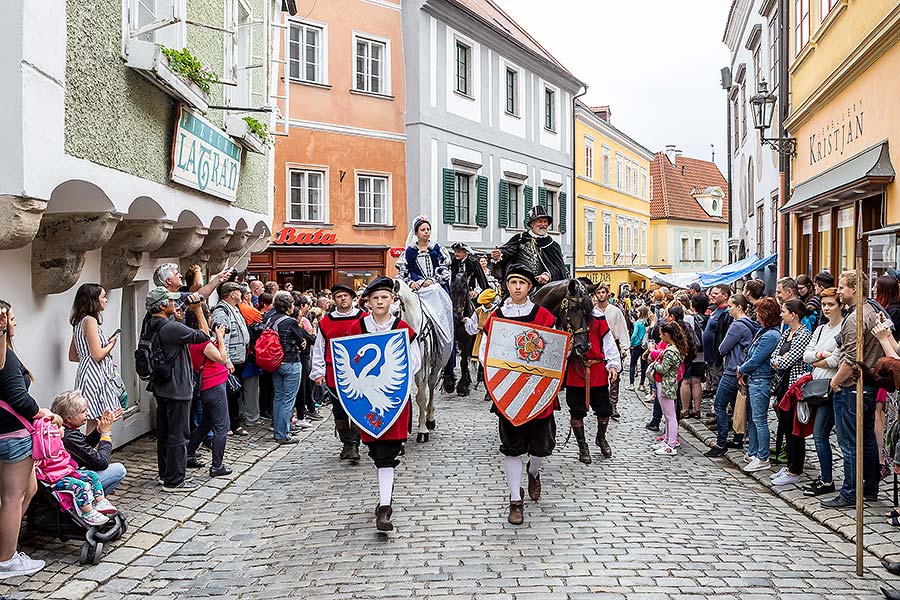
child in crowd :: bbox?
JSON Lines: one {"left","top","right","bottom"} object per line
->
{"left": 649, "top": 323, "right": 687, "bottom": 456}
{"left": 464, "top": 289, "right": 498, "bottom": 401}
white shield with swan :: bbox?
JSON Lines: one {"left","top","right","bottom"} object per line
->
{"left": 331, "top": 329, "right": 413, "bottom": 439}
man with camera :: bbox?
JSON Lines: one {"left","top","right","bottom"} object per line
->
{"left": 211, "top": 281, "right": 251, "bottom": 436}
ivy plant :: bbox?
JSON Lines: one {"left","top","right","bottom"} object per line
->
{"left": 161, "top": 47, "right": 220, "bottom": 95}
{"left": 243, "top": 116, "right": 273, "bottom": 146}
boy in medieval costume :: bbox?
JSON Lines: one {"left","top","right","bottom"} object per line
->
{"left": 311, "top": 284, "right": 366, "bottom": 462}
{"left": 344, "top": 277, "right": 421, "bottom": 531}
{"left": 465, "top": 289, "right": 498, "bottom": 401}
{"left": 480, "top": 264, "right": 558, "bottom": 525}
{"left": 564, "top": 295, "right": 621, "bottom": 463}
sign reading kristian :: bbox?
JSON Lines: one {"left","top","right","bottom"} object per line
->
{"left": 808, "top": 99, "right": 864, "bottom": 166}
{"left": 171, "top": 105, "right": 242, "bottom": 202}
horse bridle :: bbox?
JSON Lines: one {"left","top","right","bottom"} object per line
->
{"left": 557, "top": 287, "right": 590, "bottom": 339}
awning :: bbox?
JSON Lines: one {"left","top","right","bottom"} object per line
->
{"left": 698, "top": 254, "right": 777, "bottom": 287}
{"left": 629, "top": 267, "right": 667, "bottom": 280}
{"left": 781, "top": 141, "right": 894, "bottom": 213}
{"left": 653, "top": 272, "right": 700, "bottom": 289}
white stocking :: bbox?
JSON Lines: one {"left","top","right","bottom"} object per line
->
{"left": 527, "top": 456, "right": 542, "bottom": 477}
{"left": 504, "top": 456, "right": 522, "bottom": 501}
{"left": 377, "top": 468, "right": 394, "bottom": 507}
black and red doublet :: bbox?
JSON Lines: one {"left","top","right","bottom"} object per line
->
{"left": 564, "top": 313, "right": 614, "bottom": 420}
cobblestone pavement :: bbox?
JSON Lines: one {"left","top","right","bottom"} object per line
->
{"left": 53, "top": 386, "right": 900, "bottom": 600}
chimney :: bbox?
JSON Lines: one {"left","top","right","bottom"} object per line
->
{"left": 665, "top": 145, "right": 682, "bottom": 166}
{"left": 591, "top": 105, "right": 612, "bottom": 123}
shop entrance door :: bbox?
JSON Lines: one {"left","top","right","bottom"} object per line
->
{"left": 279, "top": 270, "right": 330, "bottom": 293}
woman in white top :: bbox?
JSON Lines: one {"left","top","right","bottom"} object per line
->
{"left": 800, "top": 287, "right": 842, "bottom": 497}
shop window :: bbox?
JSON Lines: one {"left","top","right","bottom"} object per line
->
{"left": 455, "top": 172, "right": 471, "bottom": 225}
{"left": 455, "top": 40, "right": 471, "bottom": 96}
{"left": 817, "top": 211, "right": 831, "bottom": 273}
{"left": 356, "top": 174, "right": 389, "bottom": 225}
{"left": 290, "top": 21, "right": 326, "bottom": 84}
{"left": 289, "top": 169, "right": 325, "bottom": 223}
{"left": 800, "top": 217, "right": 813, "bottom": 276}
{"left": 126, "top": 0, "right": 185, "bottom": 49}
{"left": 838, "top": 207, "right": 854, "bottom": 272}
{"left": 354, "top": 34, "right": 389, "bottom": 95}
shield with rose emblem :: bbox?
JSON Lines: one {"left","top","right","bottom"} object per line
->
{"left": 483, "top": 317, "right": 571, "bottom": 426}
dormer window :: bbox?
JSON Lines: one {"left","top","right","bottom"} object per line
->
{"left": 693, "top": 186, "right": 725, "bottom": 218}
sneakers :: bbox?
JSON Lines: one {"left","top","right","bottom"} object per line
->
{"left": 651, "top": 440, "right": 668, "bottom": 450}
{"left": 306, "top": 411, "right": 324, "bottom": 421}
{"left": 276, "top": 435, "right": 300, "bottom": 445}
{"left": 162, "top": 479, "right": 200, "bottom": 492}
{"left": 704, "top": 445, "right": 727, "bottom": 458}
{"left": 743, "top": 453, "right": 753, "bottom": 463}
{"left": 94, "top": 498, "right": 118, "bottom": 515}
{"left": 821, "top": 494, "right": 855, "bottom": 508}
{"left": 291, "top": 418, "right": 311, "bottom": 430}
{"left": 654, "top": 445, "right": 677, "bottom": 456}
{"left": 803, "top": 478, "right": 835, "bottom": 497}
{"left": 770, "top": 466, "right": 788, "bottom": 480}
{"left": 744, "top": 458, "right": 771, "bottom": 473}
{"left": 771, "top": 471, "right": 802, "bottom": 486}
{"left": 82, "top": 509, "right": 110, "bottom": 527}
{"left": 0, "top": 552, "right": 45, "bottom": 579}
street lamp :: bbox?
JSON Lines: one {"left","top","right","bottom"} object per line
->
{"left": 749, "top": 80, "right": 796, "bottom": 157}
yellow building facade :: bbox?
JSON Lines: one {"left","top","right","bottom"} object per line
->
{"left": 574, "top": 103, "right": 658, "bottom": 293}
{"left": 782, "top": 0, "right": 900, "bottom": 278}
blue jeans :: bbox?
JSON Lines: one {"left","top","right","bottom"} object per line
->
{"left": 833, "top": 386, "right": 879, "bottom": 499}
{"left": 714, "top": 374, "right": 740, "bottom": 447}
{"left": 812, "top": 401, "right": 835, "bottom": 484}
{"left": 96, "top": 462, "right": 127, "bottom": 495}
{"left": 273, "top": 361, "right": 303, "bottom": 440}
{"left": 745, "top": 376, "right": 772, "bottom": 461}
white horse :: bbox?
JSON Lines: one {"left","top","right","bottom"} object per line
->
{"left": 393, "top": 279, "right": 446, "bottom": 442}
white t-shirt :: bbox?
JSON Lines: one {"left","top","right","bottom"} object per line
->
{"left": 803, "top": 322, "right": 841, "bottom": 380}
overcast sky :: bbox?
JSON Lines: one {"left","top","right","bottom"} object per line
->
{"left": 494, "top": 0, "right": 732, "bottom": 173}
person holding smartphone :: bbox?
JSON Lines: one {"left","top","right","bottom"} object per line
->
{"left": 68, "top": 284, "right": 123, "bottom": 434}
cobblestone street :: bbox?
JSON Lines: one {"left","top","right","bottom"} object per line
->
{"left": 13, "top": 387, "right": 892, "bottom": 600}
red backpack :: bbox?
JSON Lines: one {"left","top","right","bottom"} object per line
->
{"left": 255, "top": 316, "right": 289, "bottom": 372}
{"left": 0, "top": 400, "right": 77, "bottom": 484}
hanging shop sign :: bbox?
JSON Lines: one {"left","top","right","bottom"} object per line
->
{"left": 275, "top": 227, "right": 337, "bottom": 245}
{"left": 171, "top": 104, "right": 242, "bottom": 202}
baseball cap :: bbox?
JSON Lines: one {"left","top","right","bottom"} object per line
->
{"left": 145, "top": 287, "right": 180, "bottom": 311}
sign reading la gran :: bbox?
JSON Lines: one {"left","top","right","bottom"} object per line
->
{"left": 171, "top": 105, "right": 242, "bottom": 202}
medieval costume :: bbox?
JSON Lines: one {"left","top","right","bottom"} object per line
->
{"left": 491, "top": 206, "right": 567, "bottom": 288}
{"left": 310, "top": 284, "right": 366, "bottom": 462}
{"left": 464, "top": 289, "right": 498, "bottom": 401}
{"left": 344, "top": 277, "right": 421, "bottom": 531}
{"left": 480, "top": 265, "right": 558, "bottom": 525}
{"left": 564, "top": 308, "right": 622, "bottom": 463}
{"left": 450, "top": 243, "right": 490, "bottom": 293}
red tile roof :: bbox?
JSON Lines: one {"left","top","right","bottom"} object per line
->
{"left": 650, "top": 152, "right": 729, "bottom": 224}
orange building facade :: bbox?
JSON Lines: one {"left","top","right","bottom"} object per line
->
{"left": 250, "top": 0, "right": 407, "bottom": 292}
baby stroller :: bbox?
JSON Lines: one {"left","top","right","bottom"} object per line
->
{"left": 25, "top": 480, "right": 127, "bottom": 565}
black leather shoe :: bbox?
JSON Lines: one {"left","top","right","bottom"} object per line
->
{"left": 209, "top": 465, "right": 233, "bottom": 477}
{"left": 186, "top": 456, "right": 206, "bottom": 469}
{"left": 882, "top": 560, "right": 900, "bottom": 576}
{"left": 645, "top": 421, "right": 660, "bottom": 432}
{"left": 704, "top": 446, "right": 727, "bottom": 458}
{"left": 881, "top": 586, "right": 900, "bottom": 599}
{"left": 821, "top": 494, "right": 854, "bottom": 508}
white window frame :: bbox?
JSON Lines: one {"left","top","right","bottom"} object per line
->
{"left": 601, "top": 145, "right": 610, "bottom": 184}
{"left": 585, "top": 208, "right": 596, "bottom": 258}
{"left": 454, "top": 171, "right": 474, "bottom": 225}
{"left": 224, "top": 0, "right": 253, "bottom": 108}
{"left": 505, "top": 66, "right": 519, "bottom": 116}
{"left": 353, "top": 32, "right": 391, "bottom": 96}
{"left": 617, "top": 218, "right": 625, "bottom": 260}
{"left": 768, "top": 15, "right": 779, "bottom": 91}
{"left": 546, "top": 189, "right": 558, "bottom": 232}
{"left": 287, "top": 165, "right": 329, "bottom": 224}
{"left": 507, "top": 182, "right": 521, "bottom": 230}
{"left": 603, "top": 212, "right": 612, "bottom": 265}
{"left": 640, "top": 169, "right": 648, "bottom": 199}
{"left": 821, "top": 0, "right": 838, "bottom": 18}
{"left": 289, "top": 19, "right": 328, "bottom": 85}
{"left": 693, "top": 236, "right": 703, "bottom": 262}
{"left": 616, "top": 155, "right": 623, "bottom": 189}
{"left": 795, "top": 0, "right": 810, "bottom": 53}
{"left": 543, "top": 85, "right": 556, "bottom": 132}
{"left": 123, "top": 0, "right": 186, "bottom": 54}
{"left": 640, "top": 222, "right": 648, "bottom": 263}
{"left": 584, "top": 136, "right": 594, "bottom": 180}
{"left": 355, "top": 172, "right": 391, "bottom": 226}
{"left": 712, "top": 237, "right": 722, "bottom": 263}
{"left": 680, "top": 234, "right": 690, "bottom": 262}
{"left": 454, "top": 38, "right": 473, "bottom": 97}
{"left": 625, "top": 163, "right": 632, "bottom": 194}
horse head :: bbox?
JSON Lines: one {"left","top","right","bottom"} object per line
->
{"left": 533, "top": 279, "right": 592, "bottom": 358}
{"left": 392, "top": 278, "right": 423, "bottom": 331}
{"left": 449, "top": 271, "right": 474, "bottom": 322}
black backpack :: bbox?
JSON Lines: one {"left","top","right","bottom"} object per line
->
{"left": 135, "top": 320, "right": 175, "bottom": 382}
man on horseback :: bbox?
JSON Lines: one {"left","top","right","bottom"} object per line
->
{"left": 490, "top": 205, "right": 568, "bottom": 290}
{"left": 449, "top": 243, "right": 490, "bottom": 397}
{"left": 450, "top": 243, "right": 490, "bottom": 296}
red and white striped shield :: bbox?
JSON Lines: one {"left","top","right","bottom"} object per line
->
{"left": 483, "top": 318, "right": 571, "bottom": 426}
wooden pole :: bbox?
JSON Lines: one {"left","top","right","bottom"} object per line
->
{"left": 855, "top": 255, "right": 864, "bottom": 577}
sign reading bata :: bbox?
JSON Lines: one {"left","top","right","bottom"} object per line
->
{"left": 171, "top": 105, "right": 242, "bottom": 201}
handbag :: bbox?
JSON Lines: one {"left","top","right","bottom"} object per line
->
{"left": 801, "top": 378, "right": 832, "bottom": 406}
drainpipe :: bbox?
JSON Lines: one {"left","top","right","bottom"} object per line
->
{"left": 571, "top": 85, "right": 588, "bottom": 278}
{"left": 778, "top": 0, "right": 790, "bottom": 278}
{"left": 722, "top": 67, "right": 733, "bottom": 261}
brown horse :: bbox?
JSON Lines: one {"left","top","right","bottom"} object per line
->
{"left": 532, "top": 279, "right": 593, "bottom": 359}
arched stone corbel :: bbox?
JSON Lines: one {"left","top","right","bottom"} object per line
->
{"left": 31, "top": 212, "right": 122, "bottom": 295}
{"left": 180, "top": 227, "right": 233, "bottom": 278}
{"left": 150, "top": 226, "right": 208, "bottom": 261}
{"left": 0, "top": 196, "right": 48, "bottom": 250}
{"left": 100, "top": 219, "right": 174, "bottom": 290}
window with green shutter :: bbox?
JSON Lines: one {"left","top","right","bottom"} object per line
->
{"left": 558, "top": 191, "right": 567, "bottom": 233}
{"left": 442, "top": 168, "right": 456, "bottom": 224}
{"left": 455, "top": 172, "right": 471, "bottom": 225}
{"left": 476, "top": 176, "right": 488, "bottom": 227}
{"left": 523, "top": 185, "right": 533, "bottom": 227}
{"left": 508, "top": 183, "right": 520, "bottom": 229}
{"left": 498, "top": 180, "right": 509, "bottom": 228}
{"left": 538, "top": 186, "right": 548, "bottom": 211}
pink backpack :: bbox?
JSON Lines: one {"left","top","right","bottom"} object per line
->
{"left": 0, "top": 400, "right": 77, "bottom": 483}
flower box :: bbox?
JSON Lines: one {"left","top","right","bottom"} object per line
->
{"left": 224, "top": 115, "right": 268, "bottom": 154}
{"left": 124, "top": 40, "right": 209, "bottom": 113}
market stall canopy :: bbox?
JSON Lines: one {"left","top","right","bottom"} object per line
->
{"left": 781, "top": 141, "right": 894, "bottom": 214}
{"left": 652, "top": 272, "right": 700, "bottom": 289}
{"left": 698, "top": 254, "right": 776, "bottom": 287}
{"left": 629, "top": 267, "right": 667, "bottom": 280}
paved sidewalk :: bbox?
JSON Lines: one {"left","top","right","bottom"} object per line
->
{"left": 0, "top": 416, "right": 330, "bottom": 600}
{"left": 631, "top": 384, "right": 900, "bottom": 565}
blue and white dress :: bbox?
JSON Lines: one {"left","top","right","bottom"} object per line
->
{"left": 396, "top": 243, "right": 451, "bottom": 290}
